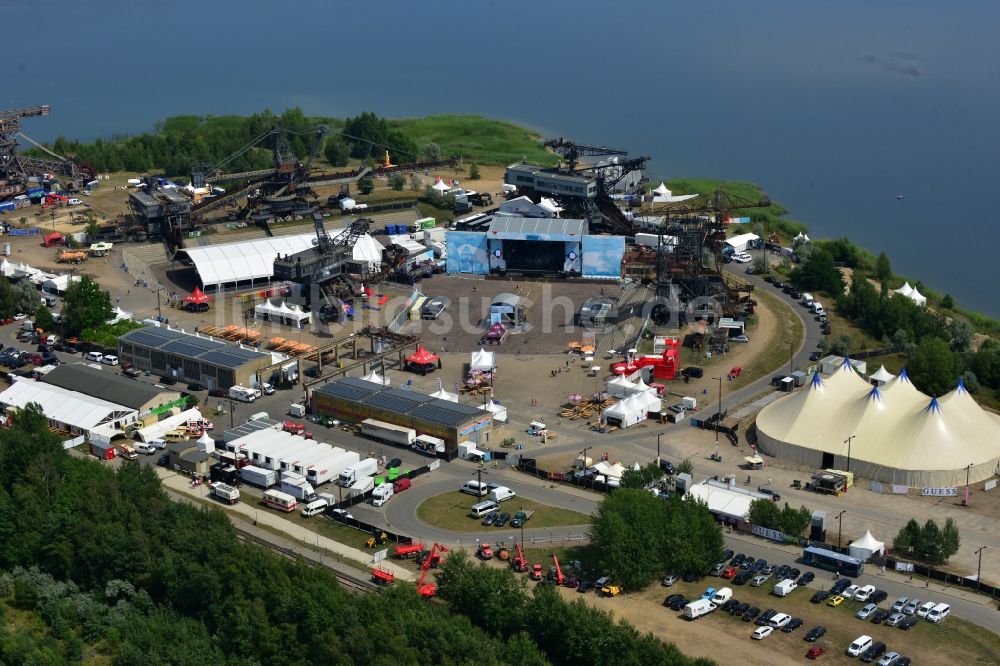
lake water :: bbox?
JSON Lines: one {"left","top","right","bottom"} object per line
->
{"left": 4, "top": 0, "right": 998, "bottom": 316}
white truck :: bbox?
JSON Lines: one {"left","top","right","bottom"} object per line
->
{"left": 773, "top": 579, "right": 798, "bottom": 597}
{"left": 306, "top": 451, "right": 360, "bottom": 486}
{"left": 210, "top": 482, "right": 240, "bottom": 504}
{"left": 360, "top": 419, "right": 417, "bottom": 447}
{"left": 348, "top": 476, "right": 375, "bottom": 499}
{"left": 338, "top": 457, "right": 378, "bottom": 487}
{"left": 288, "top": 403, "right": 306, "bottom": 418}
{"left": 683, "top": 598, "right": 717, "bottom": 620}
{"left": 229, "top": 385, "right": 261, "bottom": 402}
{"left": 371, "top": 483, "right": 394, "bottom": 506}
{"left": 280, "top": 473, "right": 317, "bottom": 502}
{"left": 239, "top": 465, "right": 277, "bottom": 488}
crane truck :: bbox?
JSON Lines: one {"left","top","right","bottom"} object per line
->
{"left": 416, "top": 543, "right": 450, "bottom": 598}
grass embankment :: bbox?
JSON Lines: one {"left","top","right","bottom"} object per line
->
{"left": 416, "top": 493, "right": 589, "bottom": 533}
{"left": 633, "top": 577, "right": 1000, "bottom": 664}
{"left": 664, "top": 178, "right": 807, "bottom": 241}
{"left": 730, "top": 287, "right": 804, "bottom": 391}
{"left": 392, "top": 115, "right": 558, "bottom": 167}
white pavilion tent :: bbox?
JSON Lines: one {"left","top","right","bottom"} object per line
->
{"left": 650, "top": 182, "right": 698, "bottom": 203}
{"left": 181, "top": 233, "right": 317, "bottom": 288}
{"left": 107, "top": 305, "right": 133, "bottom": 324}
{"left": 849, "top": 530, "right": 885, "bottom": 561}
{"left": 606, "top": 374, "right": 636, "bottom": 398}
{"left": 429, "top": 387, "right": 458, "bottom": 403}
{"left": 869, "top": 365, "right": 896, "bottom": 387}
{"left": 893, "top": 282, "right": 927, "bottom": 306}
{"left": 196, "top": 431, "right": 216, "bottom": 453}
{"left": 470, "top": 348, "right": 496, "bottom": 372}
{"left": 254, "top": 299, "right": 311, "bottom": 326}
{"left": 604, "top": 394, "right": 647, "bottom": 428}
{"left": 479, "top": 399, "right": 508, "bottom": 423}
{"left": 361, "top": 369, "right": 389, "bottom": 385}
{"left": 432, "top": 179, "right": 450, "bottom": 193}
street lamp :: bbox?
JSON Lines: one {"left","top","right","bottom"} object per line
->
{"left": 964, "top": 463, "right": 973, "bottom": 506}
{"left": 656, "top": 433, "right": 663, "bottom": 463}
{"left": 711, "top": 377, "right": 723, "bottom": 456}
{"left": 975, "top": 546, "right": 987, "bottom": 591}
{"left": 843, "top": 435, "right": 855, "bottom": 475}
{"left": 836, "top": 510, "right": 846, "bottom": 549}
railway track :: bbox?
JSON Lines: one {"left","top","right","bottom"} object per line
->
{"left": 234, "top": 526, "right": 377, "bottom": 593}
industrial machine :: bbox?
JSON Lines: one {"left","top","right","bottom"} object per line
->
{"left": 416, "top": 543, "right": 449, "bottom": 598}
{"left": 0, "top": 105, "right": 94, "bottom": 200}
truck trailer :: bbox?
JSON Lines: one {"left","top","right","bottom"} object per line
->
{"left": 240, "top": 465, "right": 278, "bottom": 488}
{"left": 292, "top": 445, "right": 344, "bottom": 476}
{"left": 306, "top": 451, "right": 360, "bottom": 486}
{"left": 348, "top": 476, "right": 375, "bottom": 498}
{"left": 360, "top": 419, "right": 416, "bottom": 447}
{"left": 280, "top": 474, "right": 317, "bottom": 502}
{"left": 209, "top": 482, "right": 240, "bottom": 504}
{"left": 338, "top": 457, "right": 378, "bottom": 487}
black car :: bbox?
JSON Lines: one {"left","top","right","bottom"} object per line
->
{"left": 386, "top": 458, "right": 402, "bottom": 469}
{"left": 482, "top": 513, "right": 496, "bottom": 527}
{"left": 659, "top": 459, "right": 677, "bottom": 475}
{"left": 668, "top": 596, "right": 689, "bottom": 611}
{"left": 721, "top": 549, "right": 734, "bottom": 562}
{"left": 682, "top": 572, "right": 698, "bottom": 583}
{"left": 860, "top": 641, "right": 886, "bottom": 663}
{"left": 810, "top": 590, "right": 830, "bottom": 604}
{"left": 898, "top": 616, "right": 918, "bottom": 630}
{"left": 831, "top": 578, "right": 852, "bottom": 594}
{"left": 305, "top": 365, "right": 322, "bottom": 378}
{"left": 732, "top": 602, "right": 750, "bottom": 616}
{"left": 804, "top": 626, "right": 827, "bottom": 642}
{"left": 730, "top": 553, "right": 745, "bottom": 567}
{"left": 787, "top": 568, "right": 801, "bottom": 580}
{"left": 733, "top": 571, "right": 753, "bottom": 585}
{"left": 494, "top": 512, "right": 511, "bottom": 527}
{"left": 681, "top": 366, "right": 704, "bottom": 379}
{"left": 774, "top": 565, "right": 791, "bottom": 580}
{"left": 869, "top": 589, "right": 889, "bottom": 604}
{"left": 741, "top": 607, "right": 761, "bottom": 622}
{"left": 773, "top": 281, "right": 785, "bottom": 289}
{"left": 757, "top": 487, "right": 782, "bottom": 501}
{"left": 721, "top": 599, "right": 739, "bottom": 613}
{"left": 756, "top": 609, "right": 777, "bottom": 626}
{"left": 750, "top": 558, "right": 767, "bottom": 573}
{"left": 764, "top": 275, "right": 775, "bottom": 284}
{"left": 187, "top": 382, "right": 206, "bottom": 392}
{"left": 156, "top": 453, "right": 170, "bottom": 467}
{"left": 789, "top": 290, "right": 801, "bottom": 299}
{"left": 740, "top": 556, "right": 755, "bottom": 570}
{"left": 41, "top": 353, "right": 59, "bottom": 366}
{"left": 809, "top": 351, "right": 822, "bottom": 362}
{"left": 781, "top": 618, "right": 804, "bottom": 633}
{"left": 577, "top": 581, "right": 593, "bottom": 593}
{"left": 208, "top": 388, "right": 228, "bottom": 398}
{"left": 782, "top": 284, "right": 794, "bottom": 294}
{"left": 159, "top": 375, "right": 177, "bottom": 385}
{"left": 663, "top": 594, "right": 684, "bottom": 607}
{"left": 895, "top": 658, "right": 911, "bottom": 666}
{"left": 798, "top": 571, "right": 816, "bottom": 586}
{"left": 870, "top": 609, "right": 892, "bottom": 624}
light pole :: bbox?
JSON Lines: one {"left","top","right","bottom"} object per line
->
{"left": 964, "top": 463, "right": 973, "bottom": 506}
{"left": 844, "top": 435, "right": 855, "bottom": 475}
{"left": 656, "top": 433, "right": 663, "bottom": 464}
{"left": 975, "top": 546, "right": 986, "bottom": 590}
{"left": 836, "top": 510, "right": 846, "bottom": 549}
{"left": 711, "top": 376, "right": 723, "bottom": 458}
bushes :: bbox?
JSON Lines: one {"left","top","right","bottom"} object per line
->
{"left": 893, "top": 518, "right": 960, "bottom": 566}
{"left": 747, "top": 499, "right": 812, "bottom": 537}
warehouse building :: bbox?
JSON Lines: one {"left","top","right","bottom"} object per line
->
{"left": 118, "top": 326, "right": 275, "bottom": 390}
{"left": 312, "top": 377, "right": 493, "bottom": 454}
{"left": 41, "top": 363, "right": 184, "bottom": 420}
{"left": 0, "top": 380, "right": 138, "bottom": 445}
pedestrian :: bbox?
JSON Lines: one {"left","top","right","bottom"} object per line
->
{"left": 925, "top": 580, "right": 929, "bottom": 588}
{"left": 767, "top": 476, "right": 772, "bottom": 486}
{"left": 909, "top": 573, "right": 913, "bottom": 582}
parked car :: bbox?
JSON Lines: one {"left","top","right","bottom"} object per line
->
{"left": 681, "top": 366, "right": 704, "bottom": 379}
{"left": 711, "top": 562, "right": 727, "bottom": 576}
{"left": 730, "top": 553, "right": 745, "bottom": 567}
{"left": 661, "top": 573, "right": 679, "bottom": 587}
{"left": 156, "top": 453, "right": 170, "bottom": 467}
{"left": 750, "top": 559, "right": 767, "bottom": 573}
{"left": 809, "top": 351, "right": 822, "bottom": 361}
{"left": 305, "top": 365, "right": 322, "bottom": 378}
{"left": 751, "top": 626, "right": 773, "bottom": 640}
{"left": 722, "top": 599, "right": 740, "bottom": 613}
{"left": 721, "top": 549, "right": 734, "bottom": 561}
{"left": 757, "top": 487, "right": 781, "bottom": 501}
{"left": 756, "top": 609, "right": 777, "bottom": 626}
{"left": 159, "top": 375, "right": 177, "bottom": 385}
{"left": 884, "top": 613, "right": 906, "bottom": 628}
{"left": 733, "top": 602, "right": 750, "bottom": 616}
{"left": 733, "top": 571, "right": 753, "bottom": 585}
{"left": 826, "top": 595, "right": 845, "bottom": 607}
{"left": 742, "top": 607, "right": 761, "bottom": 622}
{"left": 856, "top": 603, "right": 878, "bottom": 620}
{"left": 870, "top": 609, "right": 892, "bottom": 624}
{"left": 807, "top": 646, "right": 826, "bottom": 659}
{"left": 877, "top": 652, "right": 901, "bottom": 666}
{"left": 740, "top": 556, "right": 756, "bottom": 570}
{"left": 842, "top": 584, "right": 861, "bottom": 599}
{"left": 494, "top": 511, "right": 511, "bottom": 527}
{"left": 810, "top": 589, "right": 831, "bottom": 604}
{"left": 782, "top": 617, "right": 804, "bottom": 632}
{"left": 901, "top": 598, "right": 921, "bottom": 615}
{"left": 663, "top": 594, "right": 684, "bottom": 607}
{"left": 187, "top": 382, "right": 206, "bottom": 392}
{"left": 891, "top": 597, "right": 909, "bottom": 613}
{"left": 481, "top": 513, "right": 496, "bottom": 527}
{"left": 732, "top": 334, "right": 750, "bottom": 343}
{"left": 576, "top": 581, "right": 593, "bottom": 593}
{"left": 668, "top": 596, "right": 689, "bottom": 610}
{"left": 721, "top": 566, "right": 738, "bottom": 579}
{"left": 750, "top": 575, "right": 769, "bottom": 587}
{"left": 860, "top": 641, "right": 887, "bottom": 663}
{"left": 897, "top": 616, "right": 918, "bottom": 630}
{"left": 804, "top": 626, "right": 827, "bottom": 642}
{"left": 831, "top": 578, "right": 852, "bottom": 595}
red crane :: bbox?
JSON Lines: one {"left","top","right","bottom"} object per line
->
{"left": 512, "top": 543, "right": 528, "bottom": 572}
{"left": 550, "top": 553, "right": 565, "bottom": 586}
{"left": 416, "top": 543, "right": 449, "bottom": 598}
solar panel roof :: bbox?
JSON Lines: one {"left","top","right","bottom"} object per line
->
{"left": 316, "top": 377, "right": 488, "bottom": 428}
{"left": 120, "top": 326, "right": 269, "bottom": 368}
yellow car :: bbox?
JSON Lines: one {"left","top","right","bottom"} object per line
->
{"left": 826, "top": 595, "right": 845, "bottom": 607}
{"left": 601, "top": 583, "right": 622, "bottom": 597}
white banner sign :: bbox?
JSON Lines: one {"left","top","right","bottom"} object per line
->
{"left": 985, "top": 479, "right": 997, "bottom": 492}
{"left": 373, "top": 548, "right": 388, "bottom": 563}
{"left": 752, "top": 524, "right": 785, "bottom": 542}
{"left": 428, "top": 460, "right": 441, "bottom": 471}
{"left": 891, "top": 485, "right": 909, "bottom": 495}
{"left": 921, "top": 487, "right": 958, "bottom": 497}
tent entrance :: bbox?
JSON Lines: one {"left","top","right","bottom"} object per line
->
{"left": 821, "top": 452, "right": 834, "bottom": 469}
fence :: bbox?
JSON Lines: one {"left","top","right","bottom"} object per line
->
{"left": 7, "top": 227, "right": 40, "bottom": 236}
{"left": 517, "top": 457, "right": 617, "bottom": 494}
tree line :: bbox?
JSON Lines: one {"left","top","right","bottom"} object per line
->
{"left": 892, "top": 518, "right": 961, "bottom": 566}
{"left": 0, "top": 406, "right": 712, "bottom": 665}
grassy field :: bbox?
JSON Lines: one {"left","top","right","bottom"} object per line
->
{"left": 634, "top": 576, "right": 1000, "bottom": 664}
{"left": 416, "top": 493, "right": 589, "bottom": 533}
{"left": 732, "top": 287, "right": 804, "bottom": 392}
{"left": 391, "top": 115, "right": 559, "bottom": 167}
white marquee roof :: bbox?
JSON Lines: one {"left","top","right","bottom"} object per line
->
{"left": 0, "top": 381, "right": 137, "bottom": 431}
{"left": 429, "top": 387, "right": 458, "bottom": 403}
{"left": 869, "top": 365, "right": 896, "bottom": 383}
{"left": 183, "top": 233, "right": 316, "bottom": 287}
{"left": 470, "top": 348, "right": 495, "bottom": 372}
{"left": 757, "top": 359, "right": 1000, "bottom": 485}
{"left": 134, "top": 408, "right": 204, "bottom": 443}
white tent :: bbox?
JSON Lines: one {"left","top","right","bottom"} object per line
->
{"left": 756, "top": 363, "right": 1000, "bottom": 487}
{"left": 479, "top": 399, "right": 508, "bottom": 423}
{"left": 182, "top": 233, "right": 317, "bottom": 288}
{"left": 869, "top": 365, "right": 896, "bottom": 387}
{"left": 537, "top": 198, "right": 563, "bottom": 216}
{"left": 0, "top": 259, "right": 15, "bottom": 277}
{"left": 196, "top": 431, "right": 216, "bottom": 453}
{"left": 894, "top": 282, "right": 914, "bottom": 297}
{"left": 634, "top": 388, "right": 662, "bottom": 413}
{"left": 432, "top": 179, "right": 450, "bottom": 193}
{"left": 652, "top": 182, "right": 670, "bottom": 196}
{"left": 43, "top": 274, "right": 81, "bottom": 293}
{"left": 361, "top": 369, "right": 388, "bottom": 385}
{"left": 849, "top": 530, "right": 885, "bottom": 560}
{"left": 470, "top": 348, "right": 496, "bottom": 372}
{"left": 0, "top": 381, "right": 137, "bottom": 434}
{"left": 107, "top": 305, "right": 133, "bottom": 324}
{"left": 606, "top": 374, "right": 636, "bottom": 398}
{"left": 908, "top": 287, "right": 927, "bottom": 306}
{"left": 134, "top": 408, "right": 204, "bottom": 443}
{"left": 604, "top": 394, "right": 647, "bottom": 428}
{"left": 328, "top": 229, "right": 385, "bottom": 265}
{"left": 429, "top": 387, "right": 458, "bottom": 403}
{"left": 254, "top": 299, "right": 310, "bottom": 325}
{"left": 592, "top": 460, "right": 626, "bottom": 479}
{"left": 650, "top": 183, "right": 698, "bottom": 204}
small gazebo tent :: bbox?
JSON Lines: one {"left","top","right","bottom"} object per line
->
{"left": 849, "top": 530, "right": 885, "bottom": 561}
{"left": 184, "top": 286, "right": 212, "bottom": 312}
{"left": 470, "top": 348, "right": 495, "bottom": 372}
{"left": 405, "top": 346, "right": 439, "bottom": 374}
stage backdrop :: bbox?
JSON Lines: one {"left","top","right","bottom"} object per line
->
{"left": 581, "top": 236, "right": 625, "bottom": 279}
{"left": 446, "top": 231, "right": 489, "bottom": 274}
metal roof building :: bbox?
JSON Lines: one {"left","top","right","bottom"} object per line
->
{"left": 41, "top": 363, "right": 182, "bottom": 416}
{"left": 118, "top": 326, "right": 275, "bottom": 390}
{"left": 313, "top": 377, "right": 492, "bottom": 454}
{"left": 176, "top": 233, "right": 317, "bottom": 289}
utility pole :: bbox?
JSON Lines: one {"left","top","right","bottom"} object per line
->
{"left": 976, "top": 546, "right": 987, "bottom": 591}
{"left": 156, "top": 286, "right": 162, "bottom": 321}
{"left": 964, "top": 463, "right": 973, "bottom": 506}
{"left": 844, "top": 435, "right": 855, "bottom": 474}
{"left": 228, "top": 399, "right": 235, "bottom": 428}
{"left": 836, "top": 510, "right": 846, "bottom": 549}
{"left": 656, "top": 433, "right": 663, "bottom": 463}
{"left": 789, "top": 338, "right": 794, "bottom": 375}
{"left": 476, "top": 467, "right": 488, "bottom": 490}
{"left": 712, "top": 376, "right": 723, "bottom": 458}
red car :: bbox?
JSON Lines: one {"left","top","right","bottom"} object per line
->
{"left": 806, "top": 646, "right": 825, "bottom": 659}
{"left": 282, "top": 421, "right": 305, "bottom": 435}
{"left": 721, "top": 566, "right": 738, "bottom": 579}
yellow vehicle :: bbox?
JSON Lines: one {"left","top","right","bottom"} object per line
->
{"left": 826, "top": 594, "right": 845, "bottom": 607}
{"left": 601, "top": 583, "right": 622, "bottom": 597}
{"left": 164, "top": 430, "right": 190, "bottom": 444}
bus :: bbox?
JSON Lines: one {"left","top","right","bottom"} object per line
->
{"left": 263, "top": 489, "right": 297, "bottom": 512}
{"left": 802, "top": 545, "right": 864, "bottom": 577}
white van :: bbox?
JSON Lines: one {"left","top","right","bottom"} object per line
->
{"left": 847, "top": 635, "right": 873, "bottom": 657}
{"left": 148, "top": 439, "right": 167, "bottom": 450}
{"left": 489, "top": 486, "right": 516, "bottom": 503}
{"left": 371, "top": 484, "right": 394, "bottom": 507}
{"left": 801, "top": 293, "right": 814, "bottom": 306}
{"left": 300, "top": 499, "right": 328, "bottom": 517}
{"left": 101, "top": 354, "right": 119, "bottom": 366}
{"left": 460, "top": 480, "right": 488, "bottom": 497}
{"left": 916, "top": 600, "right": 936, "bottom": 618}
{"left": 926, "top": 602, "right": 950, "bottom": 623}
{"left": 469, "top": 500, "right": 499, "bottom": 518}
{"left": 710, "top": 587, "right": 732, "bottom": 605}
{"left": 134, "top": 442, "right": 156, "bottom": 455}
{"left": 85, "top": 351, "right": 104, "bottom": 363}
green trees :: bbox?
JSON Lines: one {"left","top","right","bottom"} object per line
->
{"left": 875, "top": 251, "right": 892, "bottom": 284}
{"left": 906, "top": 336, "right": 963, "bottom": 396}
{"left": 424, "top": 142, "right": 441, "bottom": 160}
{"left": 12, "top": 280, "right": 37, "bottom": 315}
{"left": 62, "top": 276, "right": 113, "bottom": 337}
{"left": 619, "top": 463, "right": 663, "bottom": 489}
{"left": 323, "top": 135, "right": 350, "bottom": 167}
{"left": 747, "top": 499, "right": 813, "bottom": 537}
{"left": 893, "top": 517, "right": 960, "bottom": 565}
{"left": 789, "top": 248, "right": 844, "bottom": 295}
{"left": 0, "top": 279, "right": 18, "bottom": 318}
{"left": 589, "top": 489, "right": 722, "bottom": 589}
{"left": 388, "top": 173, "right": 406, "bottom": 191}
{"left": 941, "top": 294, "right": 955, "bottom": 309}
{"left": 468, "top": 162, "right": 481, "bottom": 180}
{"left": 342, "top": 111, "right": 419, "bottom": 162}
{"left": 32, "top": 306, "right": 54, "bottom": 333}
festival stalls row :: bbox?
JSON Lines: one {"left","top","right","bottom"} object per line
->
{"left": 254, "top": 299, "right": 311, "bottom": 328}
